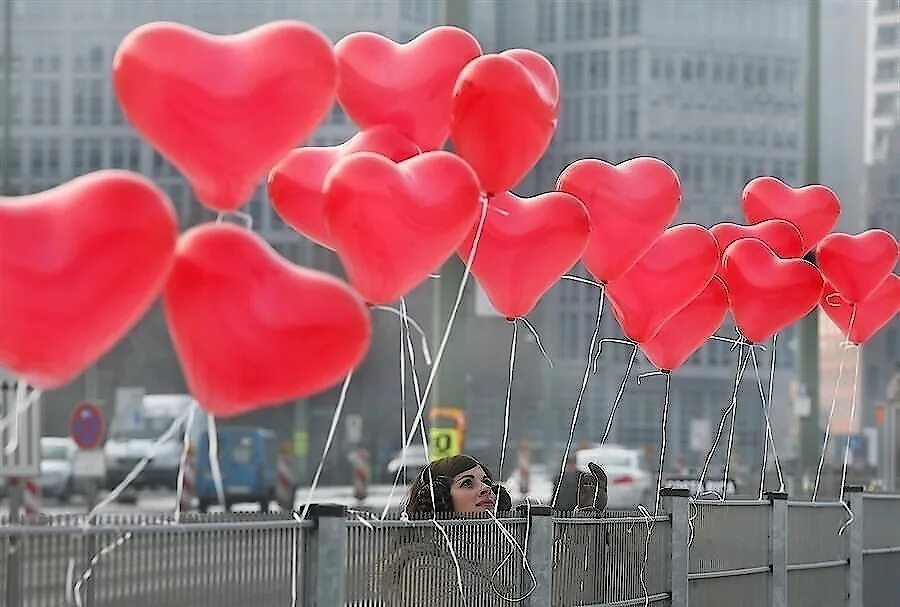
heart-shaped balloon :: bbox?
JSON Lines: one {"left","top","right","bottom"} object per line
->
{"left": 268, "top": 126, "right": 420, "bottom": 250}
{"left": 640, "top": 277, "right": 730, "bottom": 372}
{"left": 711, "top": 219, "right": 804, "bottom": 260}
{"left": 741, "top": 177, "right": 840, "bottom": 253}
{"left": 821, "top": 275, "right": 899, "bottom": 345}
{"left": 163, "top": 223, "right": 371, "bottom": 416}
{"left": 558, "top": 157, "right": 681, "bottom": 283}
{"left": 324, "top": 151, "right": 481, "bottom": 304}
{"left": 457, "top": 191, "right": 590, "bottom": 319}
{"left": 114, "top": 21, "right": 337, "bottom": 211}
{"left": 0, "top": 171, "right": 178, "bottom": 389}
{"left": 607, "top": 224, "right": 720, "bottom": 343}
{"left": 451, "top": 49, "right": 559, "bottom": 194}
{"left": 721, "top": 238, "right": 825, "bottom": 344}
{"left": 816, "top": 229, "right": 899, "bottom": 304}
{"left": 335, "top": 27, "right": 481, "bottom": 151}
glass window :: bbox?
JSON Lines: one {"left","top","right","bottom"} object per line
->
{"left": 89, "top": 79, "right": 104, "bottom": 125}
{"left": 563, "top": 53, "right": 584, "bottom": 90}
{"left": 72, "top": 138, "right": 86, "bottom": 175}
{"left": 589, "top": 50, "right": 609, "bottom": 89}
{"left": 877, "top": 0, "right": 900, "bottom": 13}
{"left": 73, "top": 80, "right": 87, "bottom": 126}
{"left": 537, "top": 0, "right": 556, "bottom": 43}
{"left": 876, "top": 59, "right": 899, "bottom": 81}
{"left": 30, "top": 139, "right": 45, "bottom": 177}
{"left": 681, "top": 57, "right": 692, "bottom": 82}
{"left": 590, "top": 0, "right": 611, "bottom": 37}
{"left": 618, "top": 49, "right": 639, "bottom": 87}
{"left": 111, "top": 139, "right": 124, "bottom": 167}
{"left": 651, "top": 55, "right": 661, "bottom": 80}
{"left": 616, "top": 93, "right": 639, "bottom": 140}
{"left": 876, "top": 24, "right": 899, "bottom": 46}
{"left": 88, "top": 139, "right": 103, "bottom": 171}
{"left": 46, "top": 141, "right": 60, "bottom": 177}
{"left": 31, "top": 80, "right": 45, "bottom": 126}
{"left": 48, "top": 81, "right": 60, "bottom": 125}
{"left": 128, "top": 140, "right": 142, "bottom": 171}
{"left": 89, "top": 46, "right": 104, "bottom": 72}
{"left": 712, "top": 59, "right": 724, "bottom": 83}
{"left": 874, "top": 93, "right": 898, "bottom": 117}
{"left": 565, "top": 0, "right": 585, "bottom": 40}
{"left": 619, "top": 0, "right": 641, "bottom": 36}
{"left": 589, "top": 95, "right": 608, "bottom": 141}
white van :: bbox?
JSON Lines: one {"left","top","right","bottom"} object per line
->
{"left": 103, "top": 394, "right": 206, "bottom": 490}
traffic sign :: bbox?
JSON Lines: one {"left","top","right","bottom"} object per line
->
{"left": 429, "top": 428, "right": 461, "bottom": 461}
{"left": 70, "top": 402, "right": 105, "bottom": 450}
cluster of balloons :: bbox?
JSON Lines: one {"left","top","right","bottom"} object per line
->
{"left": 0, "top": 21, "right": 897, "bottom": 417}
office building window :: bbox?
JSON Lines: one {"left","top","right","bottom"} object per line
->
{"left": 618, "top": 49, "right": 639, "bottom": 87}
{"left": 590, "top": 0, "right": 611, "bottom": 37}
{"left": 563, "top": 53, "right": 585, "bottom": 90}
{"left": 73, "top": 80, "right": 88, "bottom": 126}
{"left": 128, "top": 139, "right": 142, "bottom": 171}
{"left": 46, "top": 140, "right": 60, "bottom": 177}
{"left": 30, "top": 139, "right": 45, "bottom": 177}
{"left": 88, "top": 139, "right": 103, "bottom": 172}
{"left": 712, "top": 59, "right": 724, "bottom": 83}
{"left": 589, "top": 50, "right": 609, "bottom": 89}
{"left": 89, "top": 79, "right": 104, "bottom": 126}
{"left": 681, "top": 57, "right": 692, "bottom": 82}
{"left": 111, "top": 139, "right": 125, "bottom": 168}
{"left": 48, "top": 81, "right": 60, "bottom": 125}
{"left": 876, "top": 24, "right": 899, "bottom": 46}
{"left": 72, "top": 139, "right": 86, "bottom": 175}
{"left": 876, "top": 59, "right": 899, "bottom": 81}
{"left": 537, "top": 0, "right": 556, "bottom": 42}
{"left": 588, "top": 95, "right": 609, "bottom": 141}
{"left": 619, "top": 0, "right": 641, "bottom": 36}
{"left": 877, "top": 0, "right": 900, "bottom": 12}
{"left": 696, "top": 58, "right": 707, "bottom": 82}
{"left": 651, "top": 55, "right": 661, "bottom": 80}
{"left": 874, "top": 93, "right": 898, "bottom": 117}
{"left": 89, "top": 46, "right": 104, "bottom": 72}
{"left": 726, "top": 58, "right": 738, "bottom": 84}
{"left": 616, "top": 93, "right": 639, "bottom": 140}
{"left": 563, "top": 97, "right": 584, "bottom": 142}
{"left": 31, "top": 80, "right": 45, "bottom": 126}
{"left": 565, "top": 0, "right": 585, "bottom": 40}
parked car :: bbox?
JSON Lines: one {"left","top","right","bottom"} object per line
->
{"left": 38, "top": 437, "right": 77, "bottom": 503}
{"left": 663, "top": 473, "right": 738, "bottom": 498}
{"left": 196, "top": 427, "right": 278, "bottom": 512}
{"left": 576, "top": 445, "right": 651, "bottom": 510}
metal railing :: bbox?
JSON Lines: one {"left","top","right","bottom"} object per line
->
{"left": 2, "top": 489, "right": 899, "bottom": 606}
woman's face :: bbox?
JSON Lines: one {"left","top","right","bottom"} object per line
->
{"left": 450, "top": 465, "right": 495, "bottom": 513}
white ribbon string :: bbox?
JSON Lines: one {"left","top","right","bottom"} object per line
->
{"left": 600, "top": 345, "right": 638, "bottom": 445}
{"left": 496, "top": 320, "right": 519, "bottom": 511}
{"left": 518, "top": 316, "right": 553, "bottom": 369}
{"left": 561, "top": 274, "right": 604, "bottom": 289}
{"left": 838, "top": 346, "right": 862, "bottom": 535}
{"left": 552, "top": 289, "right": 605, "bottom": 508}
{"left": 73, "top": 531, "right": 134, "bottom": 607}
{"left": 206, "top": 414, "right": 225, "bottom": 509}
{"left": 175, "top": 402, "right": 198, "bottom": 521}
{"left": 1, "top": 382, "right": 42, "bottom": 454}
{"left": 372, "top": 303, "right": 434, "bottom": 366}
{"left": 750, "top": 344, "right": 785, "bottom": 499}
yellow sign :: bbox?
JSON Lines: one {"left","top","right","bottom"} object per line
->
{"left": 293, "top": 431, "right": 309, "bottom": 456}
{"left": 429, "top": 428, "right": 461, "bottom": 461}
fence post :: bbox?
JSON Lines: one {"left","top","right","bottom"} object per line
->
{"left": 765, "top": 491, "right": 788, "bottom": 607}
{"left": 305, "top": 503, "right": 347, "bottom": 606}
{"left": 518, "top": 504, "right": 552, "bottom": 607}
{"left": 660, "top": 488, "right": 690, "bottom": 607}
{"left": 845, "top": 486, "right": 864, "bottom": 607}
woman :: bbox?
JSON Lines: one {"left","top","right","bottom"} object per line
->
{"left": 403, "top": 454, "right": 511, "bottom": 515}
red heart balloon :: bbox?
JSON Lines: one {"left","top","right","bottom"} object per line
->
{"left": 335, "top": 27, "right": 481, "bottom": 152}
{"left": 324, "top": 151, "right": 481, "bottom": 305}
{"left": 457, "top": 191, "right": 590, "bottom": 319}
{"left": 0, "top": 171, "right": 178, "bottom": 389}
{"left": 721, "top": 238, "right": 825, "bottom": 344}
{"left": 113, "top": 21, "right": 337, "bottom": 212}
{"left": 267, "top": 126, "right": 420, "bottom": 250}
{"left": 711, "top": 219, "right": 804, "bottom": 260}
{"left": 641, "top": 277, "right": 729, "bottom": 372}
{"left": 821, "top": 275, "right": 899, "bottom": 345}
{"left": 451, "top": 49, "right": 559, "bottom": 194}
{"left": 816, "top": 230, "right": 899, "bottom": 304}
{"left": 741, "top": 177, "right": 841, "bottom": 253}
{"left": 163, "top": 223, "right": 371, "bottom": 416}
{"left": 607, "top": 224, "right": 719, "bottom": 343}
{"left": 557, "top": 157, "right": 681, "bottom": 283}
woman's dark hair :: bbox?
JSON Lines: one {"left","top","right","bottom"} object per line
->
{"left": 403, "top": 454, "right": 499, "bottom": 515}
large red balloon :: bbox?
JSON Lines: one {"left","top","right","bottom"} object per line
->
{"left": 267, "top": 126, "right": 420, "bottom": 250}
{"left": 335, "top": 27, "right": 481, "bottom": 152}
{"left": 557, "top": 157, "right": 680, "bottom": 284}
{"left": 721, "top": 238, "right": 824, "bottom": 344}
{"left": 741, "top": 177, "right": 840, "bottom": 253}
{"left": 816, "top": 230, "right": 899, "bottom": 304}
{"left": 0, "top": 171, "right": 178, "bottom": 389}
{"left": 607, "top": 225, "right": 720, "bottom": 343}
{"left": 641, "top": 278, "right": 730, "bottom": 372}
{"left": 457, "top": 191, "right": 590, "bottom": 319}
{"left": 324, "top": 151, "right": 481, "bottom": 305}
{"left": 113, "top": 21, "right": 337, "bottom": 212}
{"left": 821, "top": 276, "right": 899, "bottom": 345}
{"left": 711, "top": 219, "right": 804, "bottom": 260}
{"left": 163, "top": 223, "right": 371, "bottom": 417}
{"left": 450, "top": 49, "right": 559, "bottom": 194}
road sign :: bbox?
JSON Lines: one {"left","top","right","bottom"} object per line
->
{"left": 70, "top": 402, "right": 105, "bottom": 450}
{"left": 0, "top": 380, "right": 41, "bottom": 477}
{"left": 429, "top": 428, "right": 461, "bottom": 461}
{"left": 73, "top": 449, "right": 106, "bottom": 478}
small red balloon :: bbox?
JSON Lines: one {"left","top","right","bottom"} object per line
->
{"left": 457, "top": 191, "right": 590, "bottom": 319}
{"left": 451, "top": 49, "right": 559, "bottom": 194}
{"left": 558, "top": 157, "right": 681, "bottom": 284}
{"left": 741, "top": 177, "right": 840, "bottom": 253}
{"left": 607, "top": 224, "right": 720, "bottom": 343}
{"left": 641, "top": 277, "right": 730, "bottom": 372}
{"left": 324, "top": 151, "right": 481, "bottom": 305}
{"left": 335, "top": 27, "right": 481, "bottom": 152}
{"left": 113, "top": 21, "right": 337, "bottom": 211}
{"left": 821, "top": 276, "right": 899, "bottom": 345}
{"left": 721, "top": 238, "right": 824, "bottom": 344}
{"left": 816, "top": 229, "right": 899, "bottom": 304}
{"left": 268, "top": 126, "right": 420, "bottom": 250}
{"left": 0, "top": 171, "right": 178, "bottom": 389}
{"left": 163, "top": 223, "right": 371, "bottom": 417}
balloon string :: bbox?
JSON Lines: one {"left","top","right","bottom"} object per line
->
{"left": 174, "top": 402, "right": 198, "bottom": 522}
{"left": 838, "top": 345, "right": 862, "bottom": 535}
{"left": 689, "top": 343, "right": 751, "bottom": 545}
{"left": 496, "top": 320, "right": 518, "bottom": 510}
{"left": 2, "top": 381, "right": 29, "bottom": 454}
{"left": 710, "top": 334, "right": 767, "bottom": 351}
{"left": 600, "top": 345, "right": 638, "bottom": 445}
{"left": 399, "top": 297, "right": 409, "bottom": 488}
{"left": 215, "top": 210, "right": 253, "bottom": 230}
{"left": 383, "top": 195, "right": 489, "bottom": 518}
{"left": 635, "top": 504, "right": 656, "bottom": 607}
{"left": 73, "top": 531, "right": 133, "bottom": 607}
{"left": 765, "top": 334, "right": 779, "bottom": 486}
{"left": 593, "top": 338, "right": 634, "bottom": 374}
{"left": 518, "top": 316, "right": 553, "bottom": 368}
{"left": 487, "top": 505, "right": 538, "bottom": 601}
{"left": 207, "top": 414, "right": 225, "bottom": 508}
{"left": 372, "top": 303, "right": 433, "bottom": 365}
{"left": 750, "top": 342, "right": 785, "bottom": 499}
{"left": 561, "top": 274, "right": 604, "bottom": 289}
{"left": 552, "top": 288, "right": 605, "bottom": 508}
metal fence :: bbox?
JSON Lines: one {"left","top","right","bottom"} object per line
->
{"left": 2, "top": 489, "right": 900, "bottom": 606}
